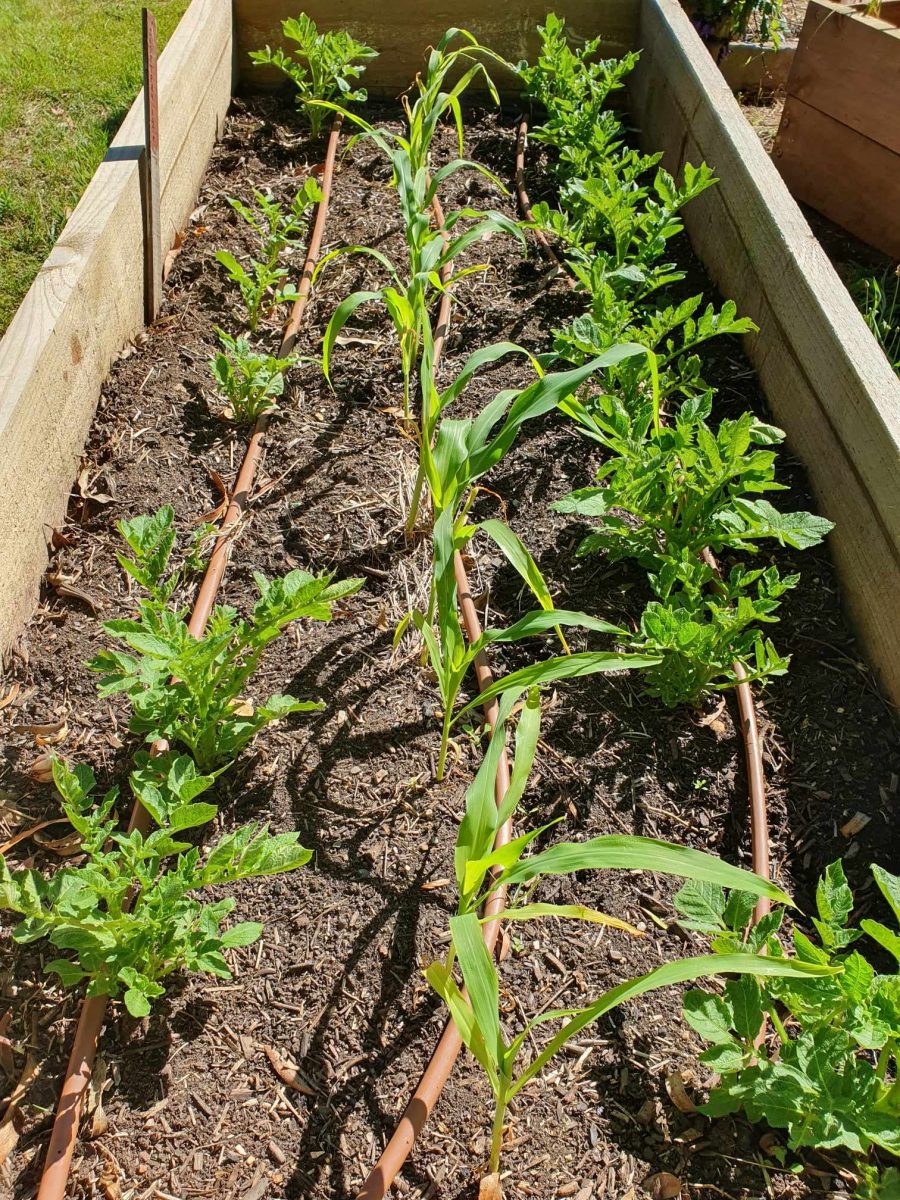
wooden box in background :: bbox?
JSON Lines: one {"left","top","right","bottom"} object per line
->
{"left": 773, "top": 0, "right": 900, "bottom": 259}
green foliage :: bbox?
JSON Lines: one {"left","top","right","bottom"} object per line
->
{"left": 428, "top": 693, "right": 834, "bottom": 1178}
{"left": 209, "top": 330, "right": 296, "bottom": 424}
{"left": 398, "top": 344, "right": 662, "bottom": 777}
{"left": 318, "top": 29, "right": 522, "bottom": 431}
{"left": 855, "top": 1166, "right": 900, "bottom": 1200}
{"left": 0, "top": 758, "right": 310, "bottom": 1016}
{"left": 250, "top": 13, "right": 377, "bottom": 138}
{"left": 215, "top": 180, "right": 322, "bottom": 331}
{"left": 88, "top": 506, "right": 363, "bottom": 770}
{"left": 519, "top": 15, "right": 832, "bottom": 707}
{"left": 676, "top": 861, "right": 900, "bottom": 1160}
{"left": 688, "top": 0, "right": 785, "bottom": 49}
{"left": 553, "top": 391, "right": 832, "bottom": 703}
{"left": 852, "top": 264, "right": 900, "bottom": 375}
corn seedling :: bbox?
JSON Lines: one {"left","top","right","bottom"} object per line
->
{"left": 88, "top": 506, "right": 363, "bottom": 770}
{"left": 428, "top": 692, "right": 838, "bottom": 1188}
{"left": 675, "top": 861, "right": 900, "bottom": 1160}
{"left": 318, "top": 29, "right": 522, "bottom": 432}
{"left": 400, "top": 342, "right": 662, "bottom": 778}
{"left": 216, "top": 180, "right": 322, "bottom": 332}
{"left": 250, "top": 13, "right": 377, "bottom": 139}
{"left": 0, "top": 757, "right": 310, "bottom": 1016}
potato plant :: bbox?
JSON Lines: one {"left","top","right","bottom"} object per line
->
{"left": 216, "top": 180, "right": 322, "bottom": 332}
{"left": 250, "top": 13, "right": 377, "bottom": 138}
{"left": 675, "top": 862, "right": 900, "bottom": 1161}
{"left": 209, "top": 330, "right": 297, "bottom": 424}
{"left": 89, "top": 506, "right": 363, "bottom": 771}
{"left": 0, "top": 757, "right": 311, "bottom": 1016}
{"left": 519, "top": 14, "right": 833, "bottom": 706}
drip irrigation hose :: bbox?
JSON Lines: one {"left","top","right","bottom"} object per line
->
{"left": 34, "top": 120, "right": 342, "bottom": 1200}
{"left": 514, "top": 117, "right": 575, "bottom": 288}
{"left": 356, "top": 197, "right": 515, "bottom": 1200}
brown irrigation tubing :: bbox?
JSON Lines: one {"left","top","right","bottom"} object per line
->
{"left": 514, "top": 116, "right": 575, "bottom": 289}
{"left": 34, "top": 122, "right": 343, "bottom": 1200}
{"left": 356, "top": 197, "right": 515, "bottom": 1200}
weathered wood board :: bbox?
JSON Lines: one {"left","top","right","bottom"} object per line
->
{"left": 773, "top": 0, "right": 900, "bottom": 257}
{"left": 632, "top": 0, "right": 900, "bottom": 705}
{"left": 0, "top": 0, "right": 232, "bottom": 651}
{"left": 233, "top": 0, "right": 640, "bottom": 92}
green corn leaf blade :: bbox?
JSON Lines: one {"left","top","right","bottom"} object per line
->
{"left": 454, "top": 706, "right": 513, "bottom": 897}
{"left": 483, "top": 902, "right": 643, "bottom": 935}
{"left": 322, "top": 290, "right": 385, "bottom": 381}
{"left": 425, "top": 958, "right": 499, "bottom": 1089}
{"left": 450, "top": 911, "right": 504, "bottom": 1069}
{"left": 478, "top": 521, "right": 564, "bottom": 648}
{"left": 438, "top": 341, "right": 538, "bottom": 415}
{"left": 463, "top": 823, "right": 557, "bottom": 898}
{"left": 481, "top": 608, "right": 625, "bottom": 649}
{"left": 496, "top": 835, "right": 794, "bottom": 908}
{"left": 495, "top": 686, "right": 541, "bottom": 828}
{"left": 508, "top": 953, "right": 839, "bottom": 1100}
{"left": 455, "top": 651, "right": 659, "bottom": 723}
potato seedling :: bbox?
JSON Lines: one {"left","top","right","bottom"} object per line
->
{"left": 0, "top": 758, "right": 311, "bottom": 1017}
{"left": 250, "top": 13, "right": 377, "bottom": 139}
{"left": 89, "top": 506, "right": 363, "bottom": 770}
{"left": 675, "top": 861, "right": 900, "bottom": 1160}
{"left": 209, "top": 329, "right": 297, "bottom": 424}
{"left": 216, "top": 180, "right": 322, "bottom": 331}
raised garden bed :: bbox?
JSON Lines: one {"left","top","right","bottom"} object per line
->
{"left": 0, "top": 2, "right": 898, "bottom": 1199}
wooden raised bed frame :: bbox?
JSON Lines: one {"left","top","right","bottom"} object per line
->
{"left": 1, "top": 0, "right": 899, "bottom": 712}
{"left": 773, "top": 0, "right": 900, "bottom": 259}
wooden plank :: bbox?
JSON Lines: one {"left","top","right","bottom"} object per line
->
{"left": 142, "top": 8, "right": 162, "bottom": 323}
{"left": 0, "top": 0, "right": 232, "bottom": 651}
{"left": 233, "top": 0, "right": 640, "bottom": 92}
{"left": 774, "top": 95, "right": 900, "bottom": 259}
{"left": 783, "top": 0, "right": 900, "bottom": 156}
{"left": 631, "top": 0, "right": 900, "bottom": 705}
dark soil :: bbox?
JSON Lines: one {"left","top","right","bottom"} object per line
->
{"left": 0, "top": 92, "right": 897, "bottom": 1200}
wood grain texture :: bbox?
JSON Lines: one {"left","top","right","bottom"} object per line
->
{"left": 631, "top": 0, "right": 900, "bottom": 704}
{"left": 781, "top": 0, "right": 900, "bottom": 155}
{"left": 0, "top": 0, "right": 232, "bottom": 651}
{"left": 774, "top": 95, "right": 900, "bottom": 259}
{"left": 234, "top": 0, "right": 640, "bottom": 92}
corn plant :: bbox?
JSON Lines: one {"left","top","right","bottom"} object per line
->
{"left": 675, "top": 861, "right": 900, "bottom": 1160}
{"left": 250, "top": 13, "right": 377, "bottom": 138}
{"left": 88, "top": 506, "right": 363, "bottom": 771}
{"left": 0, "top": 757, "right": 310, "bottom": 1016}
{"left": 216, "top": 180, "right": 322, "bottom": 332}
{"left": 428, "top": 693, "right": 838, "bottom": 1187}
{"left": 318, "top": 29, "right": 522, "bottom": 427}
{"left": 400, "top": 340, "right": 662, "bottom": 777}
{"left": 209, "top": 330, "right": 297, "bottom": 424}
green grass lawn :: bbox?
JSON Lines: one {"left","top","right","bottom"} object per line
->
{"left": 0, "top": 0, "right": 189, "bottom": 334}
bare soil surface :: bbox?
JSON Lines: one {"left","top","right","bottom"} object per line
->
{"left": 1, "top": 94, "right": 898, "bottom": 1200}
